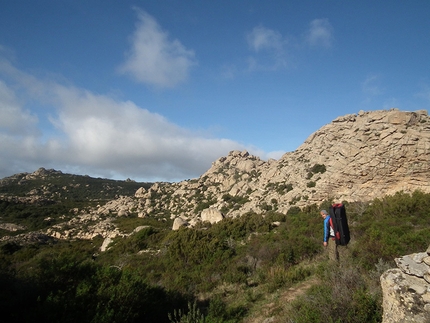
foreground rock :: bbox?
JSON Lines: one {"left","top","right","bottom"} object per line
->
{"left": 381, "top": 247, "right": 430, "bottom": 323}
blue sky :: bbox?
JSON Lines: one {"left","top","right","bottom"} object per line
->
{"left": 0, "top": 1, "right": 429, "bottom": 182}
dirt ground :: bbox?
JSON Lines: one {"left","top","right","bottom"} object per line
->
{"left": 242, "top": 276, "right": 319, "bottom": 323}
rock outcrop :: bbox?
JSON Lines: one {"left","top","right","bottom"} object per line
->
{"left": 0, "top": 223, "right": 26, "bottom": 231}
{"left": 201, "top": 207, "right": 224, "bottom": 224}
{"left": 131, "top": 109, "right": 430, "bottom": 229}
{"left": 172, "top": 217, "right": 188, "bottom": 231}
{"left": 380, "top": 246, "right": 430, "bottom": 323}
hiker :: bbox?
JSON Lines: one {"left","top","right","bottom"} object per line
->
{"left": 321, "top": 209, "right": 339, "bottom": 261}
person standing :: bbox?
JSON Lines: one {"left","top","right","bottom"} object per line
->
{"left": 321, "top": 209, "right": 339, "bottom": 261}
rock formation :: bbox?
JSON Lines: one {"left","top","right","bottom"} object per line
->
{"left": 130, "top": 108, "right": 429, "bottom": 229}
{"left": 172, "top": 217, "right": 188, "bottom": 231}
{"left": 1, "top": 109, "right": 429, "bottom": 236}
{"left": 381, "top": 246, "right": 430, "bottom": 323}
{"left": 201, "top": 207, "right": 224, "bottom": 224}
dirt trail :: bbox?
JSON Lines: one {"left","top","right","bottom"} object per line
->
{"left": 281, "top": 276, "right": 319, "bottom": 303}
{"left": 243, "top": 276, "right": 319, "bottom": 323}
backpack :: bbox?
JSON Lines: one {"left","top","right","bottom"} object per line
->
{"left": 329, "top": 203, "right": 350, "bottom": 246}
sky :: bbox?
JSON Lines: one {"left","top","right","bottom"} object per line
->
{"left": 0, "top": 1, "right": 429, "bottom": 182}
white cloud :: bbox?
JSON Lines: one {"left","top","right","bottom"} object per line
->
{"left": 246, "top": 25, "right": 288, "bottom": 70}
{"left": 362, "top": 74, "right": 383, "bottom": 96}
{"left": 245, "top": 19, "right": 333, "bottom": 72}
{"left": 117, "top": 8, "right": 197, "bottom": 88}
{"left": 0, "top": 80, "right": 39, "bottom": 135}
{"left": 247, "top": 26, "right": 283, "bottom": 52}
{"left": 0, "top": 58, "right": 245, "bottom": 182}
{"left": 306, "top": 19, "right": 333, "bottom": 48}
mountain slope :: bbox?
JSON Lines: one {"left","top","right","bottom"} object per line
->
{"left": 1, "top": 108, "right": 429, "bottom": 238}
{"left": 138, "top": 108, "right": 430, "bottom": 225}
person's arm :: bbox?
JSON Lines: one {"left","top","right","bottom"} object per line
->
{"left": 323, "top": 218, "right": 329, "bottom": 246}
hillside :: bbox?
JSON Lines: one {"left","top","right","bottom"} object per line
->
{"left": 0, "top": 167, "right": 152, "bottom": 200}
{"left": 1, "top": 108, "right": 430, "bottom": 322}
{"left": 0, "top": 169, "right": 152, "bottom": 240}
{"left": 134, "top": 108, "right": 430, "bottom": 228}
{"left": 1, "top": 108, "right": 429, "bottom": 240}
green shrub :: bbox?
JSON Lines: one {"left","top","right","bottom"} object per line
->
{"left": 311, "top": 164, "right": 326, "bottom": 174}
{"left": 113, "top": 227, "right": 160, "bottom": 254}
{"left": 287, "top": 262, "right": 382, "bottom": 323}
{"left": 4, "top": 189, "right": 430, "bottom": 323}
{"left": 307, "top": 181, "right": 316, "bottom": 188}
{"left": 351, "top": 191, "right": 430, "bottom": 269}
{"left": 287, "top": 206, "right": 301, "bottom": 215}
{"left": 266, "top": 265, "right": 311, "bottom": 293}
{"left": 168, "top": 301, "right": 205, "bottom": 323}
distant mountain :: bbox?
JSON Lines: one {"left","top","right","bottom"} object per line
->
{"left": 0, "top": 167, "right": 152, "bottom": 201}
{"left": 0, "top": 169, "right": 152, "bottom": 242}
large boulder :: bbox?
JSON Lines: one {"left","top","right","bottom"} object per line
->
{"left": 172, "top": 217, "right": 188, "bottom": 230}
{"left": 100, "top": 237, "right": 113, "bottom": 252}
{"left": 381, "top": 249, "right": 430, "bottom": 322}
{"left": 201, "top": 207, "right": 224, "bottom": 224}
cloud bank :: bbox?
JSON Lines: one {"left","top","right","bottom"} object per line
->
{"left": 0, "top": 57, "right": 246, "bottom": 181}
{"left": 246, "top": 25, "right": 288, "bottom": 71}
{"left": 0, "top": 8, "right": 291, "bottom": 182}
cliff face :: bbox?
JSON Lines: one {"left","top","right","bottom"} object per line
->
{"left": 294, "top": 109, "right": 430, "bottom": 203}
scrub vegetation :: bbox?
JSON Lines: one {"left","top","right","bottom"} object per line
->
{"left": 1, "top": 175, "right": 430, "bottom": 322}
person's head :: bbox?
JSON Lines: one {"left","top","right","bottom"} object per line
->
{"left": 320, "top": 210, "right": 328, "bottom": 219}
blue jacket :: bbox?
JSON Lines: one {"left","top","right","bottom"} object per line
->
{"left": 324, "top": 216, "right": 334, "bottom": 242}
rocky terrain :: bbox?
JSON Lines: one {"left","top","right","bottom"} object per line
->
{"left": 140, "top": 108, "right": 430, "bottom": 226}
{"left": 141, "top": 108, "right": 430, "bottom": 228}
{"left": 1, "top": 108, "right": 429, "bottom": 241}
{"left": 1, "top": 108, "right": 430, "bottom": 321}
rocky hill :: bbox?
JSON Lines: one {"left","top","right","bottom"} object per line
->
{"left": 1, "top": 108, "right": 429, "bottom": 240}
{"left": 0, "top": 169, "right": 152, "bottom": 243}
{"left": 140, "top": 108, "right": 430, "bottom": 228}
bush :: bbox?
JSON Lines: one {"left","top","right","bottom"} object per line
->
{"left": 286, "top": 262, "right": 382, "bottom": 323}
{"left": 168, "top": 301, "right": 205, "bottom": 323}
{"left": 307, "top": 181, "right": 316, "bottom": 188}
{"left": 350, "top": 191, "right": 430, "bottom": 269}
{"left": 4, "top": 190, "right": 430, "bottom": 322}
{"left": 311, "top": 164, "right": 326, "bottom": 174}
{"left": 287, "top": 206, "right": 301, "bottom": 215}
{"left": 1, "top": 246, "right": 186, "bottom": 323}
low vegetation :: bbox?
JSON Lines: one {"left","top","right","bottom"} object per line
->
{"left": 1, "top": 175, "right": 430, "bottom": 322}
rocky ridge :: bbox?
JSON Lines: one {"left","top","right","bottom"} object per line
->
{"left": 134, "top": 108, "right": 430, "bottom": 229}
